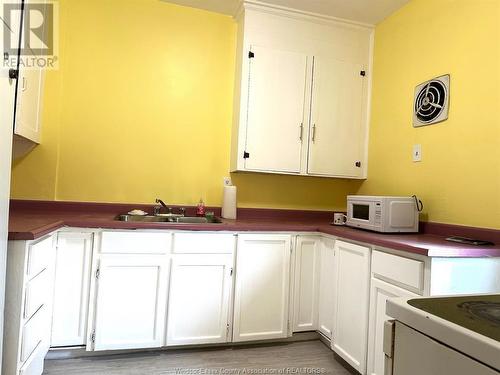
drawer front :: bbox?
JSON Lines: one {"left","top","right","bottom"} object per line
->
{"left": 100, "top": 231, "right": 172, "bottom": 254}
{"left": 173, "top": 233, "right": 235, "bottom": 254}
{"left": 27, "top": 236, "right": 53, "bottom": 279}
{"left": 21, "top": 306, "right": 48, "bottom": 362}
{"left": 19, "top": 344, "right": 46, "bottom": 375}
{"left": 372, "top": 250, "right": 424, "bottom": 292}
{"left": 24, "top": 269, "right": 50, "bottom": 320}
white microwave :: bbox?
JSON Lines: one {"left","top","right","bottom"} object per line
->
{"left": 346, "top": 195, "right": 420, "bottom": 233}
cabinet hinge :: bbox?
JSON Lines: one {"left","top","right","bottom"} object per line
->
{"left": 243, "top": 151, "right": 250, "bottom": 159}
{"left": 355, "top": 161, "right": 362, "bottom": 168}
{"left": 95, "top": 267, "right": 100, "bottom": 279}
{"left": 248, "top": 51, "right": 255, "bottom": 58}
{"left": 360, "top": 70, "right": 366, "bottom": 76}
{"left": 230, "top": 268, "right": 233, "bottom": 276}
{"left": 91, "top": 331, "right": 96, "bottom": 343}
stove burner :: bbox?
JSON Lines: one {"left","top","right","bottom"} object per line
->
{"left": 458, "top": 301, "right": 500, "bottom": 326}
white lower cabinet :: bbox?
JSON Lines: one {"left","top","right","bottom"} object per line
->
{"left": 292, "top": 236, "right": 320, "bottom": 332}
{"left": 332, "top": 240, "right": 371, "bottom": 374}
{"left": 4, "top": 235, "right": 56, "bottom": 375}
{"left": 318, "top": 237, "right": 335, "bottom": 339}
{"left": 166, "top": 254, "right": 233, "bottom": 346}
{"left": 367, "top": 278, "right": 418, "bottom": 375}
{"left": 90, "top": 255, "right": 169, "bottom": 351}
{"left": 51, "top": 232, "right": 93, "bottom": 347}
{"left": 233, "top": 234, "right": 292, "bottom": 342}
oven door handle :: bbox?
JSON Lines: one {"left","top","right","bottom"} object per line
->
{"left": 384, "top": 320, "right": 396, "bottom": 375}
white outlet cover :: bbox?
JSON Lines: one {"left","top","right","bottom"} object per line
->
{"left": 223, "top": 177, "right": 232, "bottom": 186}
{"left": 413, "top": 144, "right": 422, "bottom": 162}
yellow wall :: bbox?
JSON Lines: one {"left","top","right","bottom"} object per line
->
{"left": 10, "top": 0, "right": 361, "bottom": 211}
{"left": 358, "top": 0, "right": 500, "bottom": 229}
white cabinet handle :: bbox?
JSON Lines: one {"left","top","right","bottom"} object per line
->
{"left": 299, "top": 123, "right": 303, "bottom": 141}
{"left": 22, "top": 76, "right": 27, "bottom": 92}
{"left": 312, "top": 124, "right": 317, "bottom": 142}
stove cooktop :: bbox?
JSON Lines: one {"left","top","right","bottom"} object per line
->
{"left": 408, "top": 294, "right": 500, "bottom": 342}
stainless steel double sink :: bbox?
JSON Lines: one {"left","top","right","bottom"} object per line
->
{"left": 116, "top": 214, "right": 222, "bottom": 224}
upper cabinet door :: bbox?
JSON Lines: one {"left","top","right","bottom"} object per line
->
{"left": 14, "top": 0, "right": 47, "bottom": 143}
{"left": 244, "top": 45, "right": 308, "bottom": 174}
{"left": 308, "top": 57, "right": 366, "bottom": 177}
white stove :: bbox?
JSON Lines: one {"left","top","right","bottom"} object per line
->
{"left": 384, "top": 294, "right": 500, "bottom": 375}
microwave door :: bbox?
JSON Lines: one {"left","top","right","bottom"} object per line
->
{"left": 348, "top": 200, "right": 378, "bottom": 230}
{"left": 352, "top": 203, "right": 370, "bottom": 221}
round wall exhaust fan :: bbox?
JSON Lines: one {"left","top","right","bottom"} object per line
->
{"left": 413, "top": 74, "right": 450, "bottom": 127}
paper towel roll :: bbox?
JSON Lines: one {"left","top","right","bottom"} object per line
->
{"left": 222, "top": 185, "right": 237, "bottom": 219}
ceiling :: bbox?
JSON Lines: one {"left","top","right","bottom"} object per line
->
{"left": 160, "top": 0, "right": 410, "bottom": 25}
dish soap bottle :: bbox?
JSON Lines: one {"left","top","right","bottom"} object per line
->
{"left": 196, "top": 198, "right": 206, "bottom": 217}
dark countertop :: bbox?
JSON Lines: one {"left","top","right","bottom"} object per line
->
{"left": 8, "top": 200, "right": 500, "bottom": 258}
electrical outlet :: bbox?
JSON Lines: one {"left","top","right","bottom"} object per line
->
{"left": 413, "top": 144, "right": 422, "bottom": 162}
{"left": 223, "top": 177, "right": 232, "bottom": 186}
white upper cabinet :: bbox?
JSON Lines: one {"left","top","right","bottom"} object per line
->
{"left": 231, "top": 4, "right": 373, "bottom": 178}
{"left": 233, "top": 234, "right": 292, "bottom": 342}
{"left": 14, "top": 68, "right": 44, "bottom": 143}
{"left": 308, "top": 57, "right": 366, "bottom": 177}
{"left": 244, "top": 46, "right": 309, "bottom": 173}
{"left": 14, "top": 0, "right": 47, "bottom": 144}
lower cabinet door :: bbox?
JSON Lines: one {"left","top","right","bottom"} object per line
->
{"left": 367, "top": 278, "right": 418, "bottom": 375}
{"left": 51, "top": 232, "right": 93, "bottom": 347}
{"left": 332, "top": 240, "right": 371, "bottom": 374}
{"left": 166, "top": 254, "right": 233, "bottom": 346}
{"left": 233, "top": 234, "right": 291, "bottom": 342}
{"left": 318, "top": 238, "right": 335, "bottom": 339}
{"left": 292, "top": 236, "right": 320, "bottom": 332}
{"left": 91, "top": 255, "right": 169, "bottom": 351}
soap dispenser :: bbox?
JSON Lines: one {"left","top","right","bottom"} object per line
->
{"left": 196, "top": 198, "right": 206, "bottom": 217}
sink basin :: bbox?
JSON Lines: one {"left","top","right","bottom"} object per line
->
{"left": 116, "top": 214, "right": 221, "bottom": 224}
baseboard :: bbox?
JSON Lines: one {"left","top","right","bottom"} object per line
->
{"left": 46, "top": 332, "right": 320, "bottom": 360}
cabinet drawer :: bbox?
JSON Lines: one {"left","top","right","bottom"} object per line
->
{"left": 27, "top": 236, "right": 53, "bottom": 279}
{"left": 19, "top": 344, "right": 46, "bottom": 375}
{"left": 372, "top": 250, "right": 424, "bottom": 293}
{"left": 21, "top": 306, "right": 47, "bottom": 362}
{"left": 100, "top": 231, "right": 171, "bottom": 254}
{"left": 24, "top": 269, "right": 50, "bottom": 320}
{"left": 173, "top": 233, "right": 235, "bottom": 254}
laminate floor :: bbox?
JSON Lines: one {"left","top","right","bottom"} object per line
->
{"left": 43, "top": 341, "right": 352, "bottom": 375}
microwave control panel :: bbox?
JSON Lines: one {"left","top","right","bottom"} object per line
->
{"left": 374, "top": 203, "right": 382, "bottom": 224}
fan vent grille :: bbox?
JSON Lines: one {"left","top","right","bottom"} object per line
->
{"left": 413, "top": 75, "right": 450, "bottom": 127}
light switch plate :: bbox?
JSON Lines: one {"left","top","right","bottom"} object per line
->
{"left": 413, "top": 144, "right": 422, "bottom": 162}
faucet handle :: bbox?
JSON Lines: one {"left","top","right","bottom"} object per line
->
{"left": 179, "top": 207, "right": 186, "bottom": 216}
{"left": 153, "top": 205, "right": 161, "bottom": 216}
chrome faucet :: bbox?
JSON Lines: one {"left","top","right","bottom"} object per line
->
{"left": 154, "top": 198, "right": 169, "bottom": 216}
{"left": 154, "top": 199, "right": 185, "bottom": 217}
